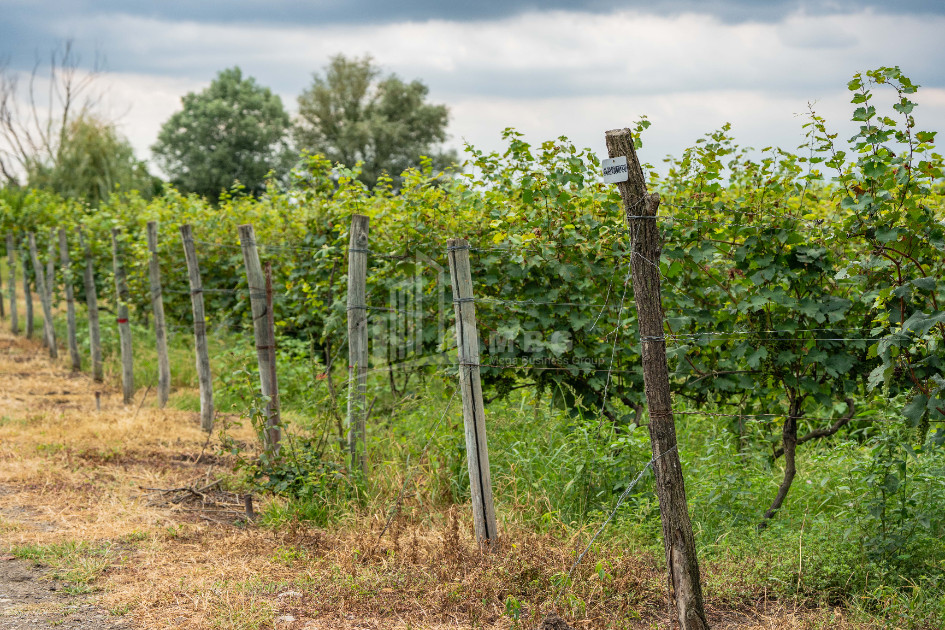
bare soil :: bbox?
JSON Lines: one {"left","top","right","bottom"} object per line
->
{"left": 0, "top": 554, "right": 131, "bottom": 629}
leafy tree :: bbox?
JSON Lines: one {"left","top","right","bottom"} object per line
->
{"left": 294, "top": 55, "right": 454, "bottom": 188}
{"left": 28, "top": 115, "right": 157, "bottom": 205}
{"left": 152, "top": 67, "right": 291, "bottom": 199}
{"left": 0, "top": 40, "right": 123, "bottom": 196}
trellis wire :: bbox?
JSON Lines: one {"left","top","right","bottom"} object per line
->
{"left": 553, "top": 444, "right": 678, "bottom": 606}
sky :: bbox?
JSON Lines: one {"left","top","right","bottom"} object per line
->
{"left": 2, "top": 0, "right": 944, "bottom": 174}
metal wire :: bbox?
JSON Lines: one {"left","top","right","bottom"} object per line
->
{"left": 554, "top": 444, "right": 678, "bottom": 606}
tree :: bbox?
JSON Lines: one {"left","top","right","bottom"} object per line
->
{"left": 0, "top": 41, "right": 101, "bottom": 188}
{"left": 1, "top": 42, "right": 153, "bottom": 206}
{"left": 294, "top": 55, "right": 454, "bottom": 188}
{"left": 152, "top": 67, "right": 291, "bottom": 199}
{"left": 28, "top": 114, "right": 157, "bottom": 205}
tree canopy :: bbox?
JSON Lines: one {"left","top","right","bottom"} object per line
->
{"left": 294, "top": 55, "right": 454, "bottom": 188}
{"left": 0, "top": 41, "right": 154, "bottom": 205}
{"left": 152, "top": 67, "right": 291, "bottom": 199}
{"left": 28, "top": 115, "right": 157, "bottom": 206}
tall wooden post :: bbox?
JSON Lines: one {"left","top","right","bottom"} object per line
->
{"left": 446, "top": 238, "right": 498, "bottom": 546}
{"left": 78, "top": 229, "right": 104, "bottom": 382}
{"left": 0, "top": 236, "right": 4, "bottom": 320}
{"left": 22, "top": 240, "right": 33, "bottom": 340}
{"left": 111, "top": 228, "right": 134, "bottom": 404}
{"left": 264, "top": 261, "right": 281, "bottom": 444}
{"left": 45, "top": 234, "right": 56, "bottom": 309}
{"left": 180, "top": 225, "right": 214, "bottom": 431}
{"left": 27, "top": 233, "right": 57, "bottom": 358}
{"left": 58, "top": 229, "right": 81, "bottom": 370}
{"left": 346, "top": 214, "right": 369, "bottom": 473}
{"left": 605, "top": 128, "right": 708, "bottom": 630}
{"left": 238, "top": 224, "right": 280, "bottom": 452}
{"left": 35, "top": 237, "right": 51, "bottom": 351}
{"left": 6, "top": 233, "right": 17, "bottom": 334}
{"left": 147, "top": 221, "right": 171, "bottom": 407}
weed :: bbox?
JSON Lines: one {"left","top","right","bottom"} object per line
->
{"left": 11, "top": 540, "right": 117, "bottom": 588}
{"left": 270, "top": 546, "right": 308, "bottom": 566}
{"left": 35, "top": 442, "right": 66, "bottom": 455}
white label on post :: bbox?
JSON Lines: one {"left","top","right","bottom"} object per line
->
{"left": 602, "top": 156, "right": 629, "bottom": 184}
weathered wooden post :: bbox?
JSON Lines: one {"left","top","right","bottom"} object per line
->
{"left": 180, "top": 225, "right": 214, "bottom": 431}
{"left": 446, "top": 237, "right": 497, "bottom": 546}
{"left": 264, "top": 261, "right": 281, "bottom": 441}
{"left": 22, "top": 240, "right": 34, "bottom": 340}
{"left": 6, "top": 233, "right": 17, "bottom": 334}
{"left": 59, "top": 229, "right": 81, "bottom": 370}
{"left": 27, "top": 233, "right": 57, "bottom": 358}
{"left": 147, "top": 221, "right": 171, "bottom": 407}
{"left": 0, "top": 235, "right": 4, "bottom": 320}
{"left": 111, "top": 228, "right": 134, "bottom": 404}
{"left": 346, "top": 214, "right": 369, "bottom": 473}
{"left": 45, "top": 233, "right": 56, "bottom": 309}
{"left": 605, "top": 128, "right": 708, "bottom": 629}
{"left": 78, "top": 229, "right": 103, "bottom": 382}
{"left": 238, "top": 224, "right": 280, "bottom": 451}
{"left": 34, "top": 237, "right": 50, "bottom": 351}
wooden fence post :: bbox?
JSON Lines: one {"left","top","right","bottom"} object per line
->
{"left": 111, "top": 228, "right": 134, "bottom": 404}
{"left": 605, "top": 128, "right": 708, "bottom": 630}
{"left": 0, "top": 235, "right": 4, "bottom": 320}
{"left": 6, "top": 233, "right": 17, "bottom": 334}
{"left": 34, "top": 238, "right": 49, "bottom": 351}
{"left": 237, "top": 225, "right": 281, "bottom": 450}
{"left": 264, "top": 261, "right": 281, "bottom": 441}
{"left": 46, "top": 233, "right": 56, "bottom": 309}
{"left": 346, "top": 214, "right": 369, "bottom": 473}
{"left": 78, "top": 229, "right": 104, "bottom": 382}
{"left": 27, "top": 233, "right": 57, "bottom": 358}
{"left": 22, "top": 239, "right": 33, "bottom": 339}
{"left": 179, "top": 225, "right": 214, "bottom": 431}
{"left": 58, "top": 229, "right": 81, "bottom": 370}
{"left": 238, "top": 224, "right": 280, "bottom": 452}
{"left": 446, "top": 237, "right": 497, "bottom": 546}
{"left": 147, "top": 221, "right": 171, "bottom": 407}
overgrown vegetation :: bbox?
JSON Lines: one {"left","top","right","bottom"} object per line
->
{"left": 1, "top": 66, "right": 943, "bottom": 627}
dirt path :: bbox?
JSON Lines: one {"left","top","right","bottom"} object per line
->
{"left": 0, "top": 334, "right": 140, "bottom": 628}
{"left": 0, "top": 330, "right": 215, "bottom": 629}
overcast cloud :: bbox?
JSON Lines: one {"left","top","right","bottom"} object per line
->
{"left": 2, "top": 1, "right": 943, "bottom": 173}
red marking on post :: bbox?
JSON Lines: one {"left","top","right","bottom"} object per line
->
{"left": 117, "top": 318, "right": 128, "bottom": 324}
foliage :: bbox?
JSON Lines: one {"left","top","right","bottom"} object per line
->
{"left": 294, "top": 54, "right": 454, "bottom": 188}
{"left": 217, "top": 363, "right": 356, "bottom": 526}
{"left": 811, "top": 67, "right": 945, "bottom": 432}
{"left": 152, "top": 67, "right": 292, "bottom": 199}
{"left": 0, "top": 40, "right": 101, "bottom": 188}
{"left": 28, "top": 115, "right": 158, "bottom": 206}
{"left": 2, "top": 66, "right": 944, "bottom": 625}
{"left": 854, "top": 423, "right": 945, "bottom": 578}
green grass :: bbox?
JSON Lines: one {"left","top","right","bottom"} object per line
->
{"left": 22, "top": 297, "right": 945, "bottom": 628}
{"left": 11, "top": 540, "right": 120, "bottom": 594}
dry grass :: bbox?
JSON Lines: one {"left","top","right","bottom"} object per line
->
{"left": 0, "top": 330, "right": 885, "bottom": 629}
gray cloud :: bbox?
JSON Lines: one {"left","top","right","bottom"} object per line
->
{"left": 5, "top": 0, "right": 944, "bottom": 29}
{"left": 2, "top": 0, "right": 944, "bottom": 69}
{"left": 2, "top": 1, "right": 942, "bottom": 173}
